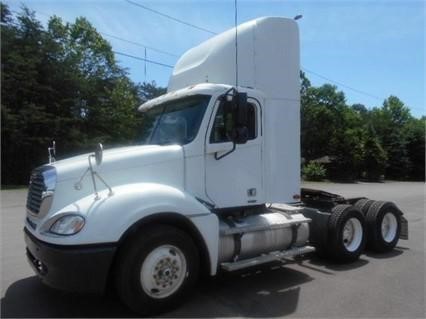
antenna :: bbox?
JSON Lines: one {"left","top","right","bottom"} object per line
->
{"left": 234, "top": 0, "right": 238, "bottom": 89}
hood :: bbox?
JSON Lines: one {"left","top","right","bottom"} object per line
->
{"left": 52, "top": 145, "right": 183, "bottom": 182}
{"left": 47, "top": 144, "right": 185, "bottom": 213}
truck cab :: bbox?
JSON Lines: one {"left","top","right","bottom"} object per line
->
{"left": 24, "top": 17, "right": 407, "bottom": 315}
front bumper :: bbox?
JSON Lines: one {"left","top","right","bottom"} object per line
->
{"left": 24, "top": 228, "right": 117, "bottom": 294}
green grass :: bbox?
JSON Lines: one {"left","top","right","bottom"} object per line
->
{"left": 1, "top": 185, "right": 27, "bottom": 190}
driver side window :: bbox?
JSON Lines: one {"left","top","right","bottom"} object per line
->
{"left": 210, "top": 102, "right": 257, "bottom": 143}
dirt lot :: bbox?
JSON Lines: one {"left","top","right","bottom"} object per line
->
{"left": 1, "top": 182, "right": 424, "bottom": 318}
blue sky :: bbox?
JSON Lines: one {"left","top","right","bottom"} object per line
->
{"left": 5, "top": 0, "right": 425, "bottom": 117}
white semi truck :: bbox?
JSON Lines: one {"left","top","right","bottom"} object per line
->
{"left": 24, "top": 17, "right": 408, "bottom": 315}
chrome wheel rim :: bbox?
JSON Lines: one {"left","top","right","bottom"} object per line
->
{"left": 381, "top": 213, "right": 398, "bottom": 243}
{"left": 342, "top": 218, "right": 363, "bottom": 252}
{"left": 140, "top": 245, "right": 187, "bottom": 299}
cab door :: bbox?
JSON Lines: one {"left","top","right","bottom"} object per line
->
{"left": 204, "top": 97, "right": 263, "bottom": 208}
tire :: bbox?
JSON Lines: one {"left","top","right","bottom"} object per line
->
{"left": 115, "top": 224, "right": 199, "bottom": 315}
{"left": 327, "top": 205, "right": 366, "bottom": 262}
{"left": 365, "top": 201, "right": 401, "bottom": 252}
{"left": 354, "top": 198, "right": 375, "bottom": 215}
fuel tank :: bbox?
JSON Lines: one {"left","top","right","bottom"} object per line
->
{"left": 218, "top": 212, "right": 310, "bottom": 263}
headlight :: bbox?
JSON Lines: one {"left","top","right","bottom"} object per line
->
{"left": 49, "top": 214, "right": 85, "bottom": 235}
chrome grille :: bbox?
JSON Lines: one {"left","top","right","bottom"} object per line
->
{"left": 27, "top": 171, "right": 44, "bottom": 214}
{"left": 26, "top": 166, "right": 56, "bottom": 215}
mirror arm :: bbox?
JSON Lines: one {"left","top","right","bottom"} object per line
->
{"left": 93, "top": 171, "right": 113, "bottom": 197}
{"left": 214, "top": 142, "right": 236, "bottom": 160}
{"left": 88, "top": 155, "right": 100, "bottom": 200}
{"left": 74, "top": 146, "right": 113, "bottom": 199}
{"left": 74, "top": 167, "right": 89, "bottom": 188}
{"left": 88, "top": 154, "right": 113, "bottom": 199}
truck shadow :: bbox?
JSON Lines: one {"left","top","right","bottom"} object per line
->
{"left": 364, "top": 247, "right": 405, "bottom": 259}
{"left": 166, "top": 265, "right": 312, "bottom": 318}
{"left": 1, "top": 247, "right": 406, "bottom": 318}
{"left": 306, "top": 247, "right": 405, "bottom": 271}
{"left": 307, "top": 256, "right": 369, "bottom": 272}
{"left": 1, "top": 265, "right": 312, "bottom": 318}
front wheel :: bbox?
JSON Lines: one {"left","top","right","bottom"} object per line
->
{"left": 115, "top": 225, "right": 199, "bottom": 315}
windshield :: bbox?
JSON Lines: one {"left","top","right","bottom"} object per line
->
{"left": 139, "top": 94, "right": 211, "bottom": 145}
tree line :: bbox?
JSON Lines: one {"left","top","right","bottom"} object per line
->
{"left": 301, "top": 72, "right": 424, "bottom": 181}
{"left": 1, "top": 4, "right": 165, "bottom": 185}
{"left": 1, "top": 4, "right": 424, "bottom": 185}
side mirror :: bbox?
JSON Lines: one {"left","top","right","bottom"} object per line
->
{"left": 221, "top": 92, "right": 249, "bottom": 144}
{"left": 232, "top": 92, "right": 249, "bottom": 144}
{"left": 234, "top": 92, "right": 248, "bottom": 128}
{"left": 95, "top": 143, "right": 103, "bottom": 166}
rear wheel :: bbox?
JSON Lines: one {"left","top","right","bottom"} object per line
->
{"left": 115, "top": 225, "right": 199, "bottom": 315}
{"left": 354, "top": 198, "right": 375, "bottom": 215}
{"left": 365, "top": 201, "right": 401, "bottom": 252}
{"left": 327, "top": 205, "right": 366, "bottom": 262}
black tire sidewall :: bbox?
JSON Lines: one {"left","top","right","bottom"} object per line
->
{"left": 368, "top": 204, "right": 401, "bottom": 252}
{"left": 116, "top": 225, "right": 199, "bottom": 315}
{"left": 329, "top": 206, "right": 366, "bottom": 262}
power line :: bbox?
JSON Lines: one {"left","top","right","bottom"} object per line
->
{"left": 113, "top": 51, "right": 174, "bottom": 68}
{"left": 125, "top": 0, "right": 217, "bottom": 35}
{"left": 302, "top": 67, "right": 383, "bottom": 101}
{"left": 99, "top": 32, "right": 179, "bottom": 57}
{"left": 302, "top": 67, "right": 424, "bottom": 112}
{"left": 123, "top": 1, "right": 395, "bottom": 104}
{"left": 26, "top": 9, "right": 179, "bottom": 58}
{"left": 9, "top": 7, "right": 422, "bottom": 112}
{"left": 9, "top": 9, "right": 176, "bottom": 70}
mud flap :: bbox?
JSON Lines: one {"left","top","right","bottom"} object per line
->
{"left": 399, "top": 216, "right": 408, "bottom": 240}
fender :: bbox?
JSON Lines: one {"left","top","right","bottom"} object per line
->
{"left": 30, "top": 182, "right": 220, "bottom": 275}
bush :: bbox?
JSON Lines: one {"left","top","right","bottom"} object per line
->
{"left": 302, "top": 161, "right": 327, "bottom": 181}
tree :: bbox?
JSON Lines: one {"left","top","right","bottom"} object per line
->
{"left": 301, "top": 83, "right": 367, "bottom": 179}
{"left": 1, "top": 4, "right": 167, "bottom": 185}
{"left": 300, "top": 70, "right": 311, "bottom": 98}
{"left": 2, "top": 3, "right": 423, "bottom": 185}
{"left": 370, "top": 96, "right": 412, "bottom": 179}
{"left": 351, "top": 103, "right": 368, "bottom": 118}
{"left": 301, "top": 84, "right": 346, "bottom": 161}
{"left": 1, "top": 5, "right": 51, "bottom": 184}
{"left": 331, "top": 107, "right": 365, "bottom": 180}
{"left": 404, "top": 116, "right": 425, "bottom": 180}
{"left": 1, "top": 2, "right": 12, "bottom": 23}
{"left": 362, "top": 124, "right": 387, "bottom": 180}
{"left": 137, "top": 81, "right": 167, "bottom": 102}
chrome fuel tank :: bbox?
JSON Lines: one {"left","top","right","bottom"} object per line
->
{"left": 218, "top": 212, "right": 310, "bottom": 263}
